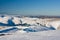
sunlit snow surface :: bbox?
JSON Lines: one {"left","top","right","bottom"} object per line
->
{"left": 0, "top": 30, "right": 60, "bottom": 40}
{"left": 0, "top": 15, "right": 60, "bottom": 40}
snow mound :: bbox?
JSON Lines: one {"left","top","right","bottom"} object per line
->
{"left": 1, "top": 15, "right": 60, "bottom": 34}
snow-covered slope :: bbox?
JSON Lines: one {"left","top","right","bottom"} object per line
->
{"left": 12, "top": 17, "right": 21, "bottom": 25}
{"left": 0, "top": 16, "right": 10, "bottom": 24}
{"left": 0, "top": 15, "right": 60, "bottom": 40}
{"left": 0, "top": 15, "right": 60, "bottom": 30}
{"left": 46, "top": 21, "right": 60, "bottom": 29}
{"left": 0, "top": 30, "right": 60, "bottom": 40}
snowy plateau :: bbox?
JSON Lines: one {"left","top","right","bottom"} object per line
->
{"left": 0, "top": 15, "right": 60, "bottom": 40}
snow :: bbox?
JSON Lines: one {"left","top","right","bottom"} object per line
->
{"left": 12, "top": 17, "right": 21, "bottom": 25}
{"left": 0, "top": 30, "right": 60, "bottom": 40}
{"left": 48, "top": 21, "right": 60, "bottom": 29}
{"left": 20, "top": 17, "right": 37, "bottom": 25}
{"left": 0, "top": 15, "right": 60, "bottom": 40}
{"left": 0, "top": 15, "right": 60, "bottom": 30}
{"left": 0, "top": 16, "right": 10, "bottom": 24}
{"left": 0, "top": 27, "right": 14, "bottom": 31}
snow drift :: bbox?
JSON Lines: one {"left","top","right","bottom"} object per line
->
{"left": 0, "top": 15, "right": 60, "bottom": 34}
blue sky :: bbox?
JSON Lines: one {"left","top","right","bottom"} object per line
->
{"left": 0, "top": 0, "right": 60, "bottom": 16}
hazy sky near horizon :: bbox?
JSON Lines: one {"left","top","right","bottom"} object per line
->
{"left": 0, "top": 0, "right": 60, "bottom": 16}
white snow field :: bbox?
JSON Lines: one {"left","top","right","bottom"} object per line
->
{"left": 0, "top": 16, "right": 10, "bottom": 24}
{"left": 0, "top": 30, "right": 60, "bottom": 40}
{"left": 0, "top": 15, "right": 60, "bottom": 40}
{"left": 12, "top": 17, "right": 21, "bottom": 25}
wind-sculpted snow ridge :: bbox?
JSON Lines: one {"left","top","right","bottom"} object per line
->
{"left": 0, "top": 27, "right": 18, "bottom": 33}
{"left": 22, "top": 25, "right": 55, "bottom": 32}
{"left": 0, "top": 15, "right": 60, "bottom": 35}
{"left": 0, "top": 15, "right": 60, "bottom": 40}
